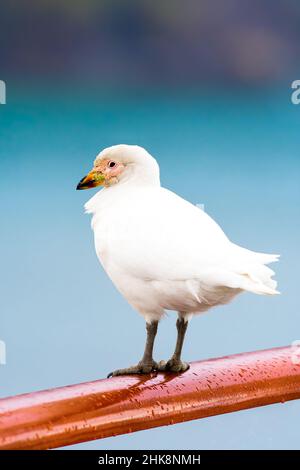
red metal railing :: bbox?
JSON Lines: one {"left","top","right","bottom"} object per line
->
{"left": 0, "top": 346, "right": 300, "bottom": 450}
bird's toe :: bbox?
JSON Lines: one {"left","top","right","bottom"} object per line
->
{"left": 107, "top": 361, "right": 158, "bottom": 377}
{"left": 157, "top": 358, "right": 190, "bottom": 373}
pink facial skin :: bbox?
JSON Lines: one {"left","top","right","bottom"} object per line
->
{"left": 93, "top": 159, "right": 125, "bottom": 187}
{"left": 104, "top": 161, "right": 125, "bottom": 179}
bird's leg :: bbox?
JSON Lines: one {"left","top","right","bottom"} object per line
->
{"left": 107, "top": 321, "right": 158, "bottom": 377}
{"left": 158, "top": 316, "right": 190, "bottom": 372}
{"left": 140, "top": 321, "right": 158, "bottom": 366}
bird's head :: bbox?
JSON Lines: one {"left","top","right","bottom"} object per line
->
{"left": 76, "top": 144, "right": 160, "bottom": 190}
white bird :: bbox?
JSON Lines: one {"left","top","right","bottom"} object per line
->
{"left": 77, "top": 144, "right": 279, "bottom": 376}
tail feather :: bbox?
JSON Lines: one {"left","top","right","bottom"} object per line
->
{"left": 227, "top": 244, "right": 280, "bottom": 295}
{"left": 238, "top": 253, "right": 280, "bottom": 295}
{"left": 253, "top": 252, "right": 280, "bottom": 266}
{"left": 239, "top": 271, "right": 279, "bottom": 295}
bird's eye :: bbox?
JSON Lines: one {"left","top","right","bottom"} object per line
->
{"left": 108, "top": 161, "right": 116, "bottom": 168}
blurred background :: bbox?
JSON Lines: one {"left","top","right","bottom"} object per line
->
{"left": 1, "top": 0, "right": 300, "bottom": 450}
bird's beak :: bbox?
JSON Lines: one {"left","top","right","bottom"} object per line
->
{"left": 76, "top": 170, "right": 105, "bottom": 190}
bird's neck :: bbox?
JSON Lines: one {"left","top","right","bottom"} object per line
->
{"left": 85, "top": 174, "right": 160, "bottom": 215}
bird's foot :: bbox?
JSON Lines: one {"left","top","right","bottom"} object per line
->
{"left": 157, "top": 358, "right": 190, "bottom": 373}
{"left": 107, "top": 360, "right": 158, "bottom": 377}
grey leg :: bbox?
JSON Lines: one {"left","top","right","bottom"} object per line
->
{"left": 108, "top": 321, "right": 159, "bottom": 377}
{"left": 158, "top": 316, "right": 190, "bottom": 372}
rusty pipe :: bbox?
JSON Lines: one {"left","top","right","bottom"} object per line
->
{"left": 0, "top": 346, "right": 300, "bottom": 450}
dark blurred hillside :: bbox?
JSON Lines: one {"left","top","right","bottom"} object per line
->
{"left": 1, "top": 0, "right": 300, "bottom": 87}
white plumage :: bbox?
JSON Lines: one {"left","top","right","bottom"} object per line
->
{"left": 79, "top": 144, "right": 279, "bottom": 375}
{"left": 85, "top": 145, "right": 279, "bottom": 321}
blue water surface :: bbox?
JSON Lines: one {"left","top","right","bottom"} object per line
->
{"left": 0, "top": 87, "right": 299, "bottom": 449}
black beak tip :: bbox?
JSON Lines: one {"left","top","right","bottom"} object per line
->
{"left": 76, "top": 177, "right": 86, "bottom": 190}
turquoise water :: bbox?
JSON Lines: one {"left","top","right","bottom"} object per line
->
{"left": 0, "top": 87, "right": 300, "bottom": 449}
